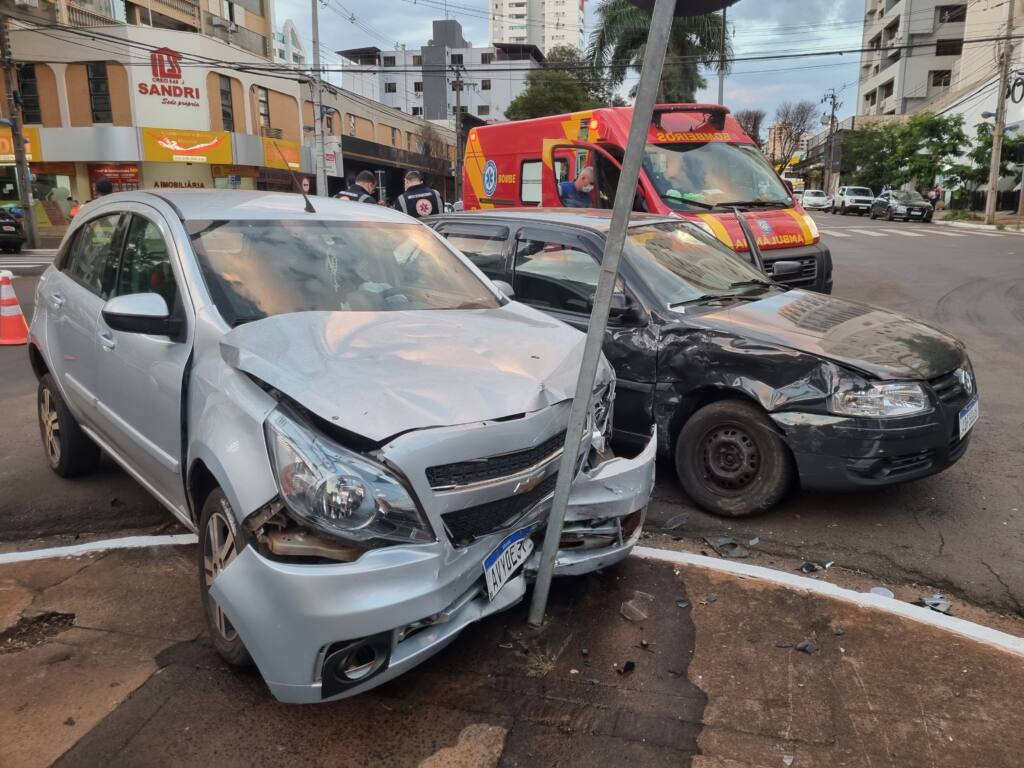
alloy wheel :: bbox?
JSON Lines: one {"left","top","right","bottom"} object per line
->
{"left": 699, "top": 424, "right": 760, "bottom": 493}
{"left": 40, "top": 388, "right": 61, "bottom": 466}
{"left": 203, "top": 510, "right": 239, "bottom": 641}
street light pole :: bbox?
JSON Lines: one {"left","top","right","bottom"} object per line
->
{"left": 985, "top": 0, "right": 1015, "bottom": 224}
{"left": 717, "top": 6, "right": 727, "bottom": 104}
{"left": 452, "top": 64, "right": 463, "bottom": 202}
{"left": 311, "top": 0, "right": 327, "bottom": 196}
{"left": 0, "top": 15, "right": 37, "bottom": 249}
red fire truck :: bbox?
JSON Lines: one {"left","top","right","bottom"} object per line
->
{"left": 462, "top": 104, "right": 831, "bottom": 292}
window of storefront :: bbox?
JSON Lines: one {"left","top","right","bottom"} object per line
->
{"left": 256, "top": 86, "right": 271, "bottom": 131}
{"left": 18, "top": 65, "right": 41, "bottom": 124}
{"left": 87, "top": 62, "right": 112, "bottom": 124}
{"left": 219, "top": 75, "right": 235, "bottom": 132}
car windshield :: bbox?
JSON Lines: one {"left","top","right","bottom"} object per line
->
{"left": 805, "top": 191, "right": 825, "bottom": 198}
{"left": 892, "top": 190, "right": 926, "bottom": 203}
{"left": 642, "top": 142, "right": 793, "bottom": 211}
{"left": 626, "top": 221, "right": 776, "bottom": 306}
{"left": 848, "top": 187, "right": 873, "bottom": 197}
{"left": 188, "top": 220, "right": 499, "bottom": 325}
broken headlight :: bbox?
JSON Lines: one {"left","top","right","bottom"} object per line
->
{"left": 829, "top": 381, "right": 930, "bottom": 418}
{"left": 264, "top": 406, "right": 434, "bottom": 545}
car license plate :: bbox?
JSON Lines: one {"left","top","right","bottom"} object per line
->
{"left": 959, "top": 398, "right": 979, "bottom": 440}
{"left": 2, "top": 225, "right": 14, "bottom": 232}
{"left": 483, "top": 526, "right": 534, "bottom": 600}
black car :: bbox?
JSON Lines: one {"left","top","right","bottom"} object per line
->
{"left": 430, "top": 210, "right": 977, "bottom": 517}
{"left": 0, "top": 209, "right": 25, "bottom": 253}
{"left": 870, "top": 190, "right": 933, "bottom": 222}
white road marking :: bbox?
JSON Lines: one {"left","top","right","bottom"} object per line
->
{"left": 966, "top": 231, "right": 1006, "bottom": 237}
{"left": 818, "top": 229, "right": 852, "bottom": 238}
{"left": 879, "top": 229, "right": 925, "bottom": 237}
{"left": 0, "top": 534, "right": 198, "bottom": 565}
{"left": 847, "top": 228, "right": 887, "bottom": 237}
{"left": 632, "top": 546, "right": 1024, "bottom": 658}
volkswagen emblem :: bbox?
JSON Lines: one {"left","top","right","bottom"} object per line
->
{"left": 955, "top": 367, "right": 974, "bottom": 395}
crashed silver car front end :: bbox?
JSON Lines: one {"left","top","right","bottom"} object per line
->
{"left": 208, "top": 308, "right": 656, "bottom": 704}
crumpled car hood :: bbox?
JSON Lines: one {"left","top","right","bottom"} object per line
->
{"left": 692, "top": 290, "right": 963, "bottom": 380}
{"left": 220, "top": 304, "right": 610, "bottom": 442}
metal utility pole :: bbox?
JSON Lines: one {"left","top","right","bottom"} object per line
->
{"left": 0, "top": 15, "right": 37, "bottom": 249}
{"left": 717, "top": 7, "right": 727, "bottom": 104}
{"left": 528, "top": 0, "right": 683, "bottom": 627}
{"left": 311, "top": 0, "right": 327, "bottom": 196}
{"left": 985, "top": 0, "right": 1016, "bottom": 224}
{"left": 452, "top": 64, "right": 464, "bottom": 202}
{"left": 821, "top": 88, "right": 841, "bottom": 197}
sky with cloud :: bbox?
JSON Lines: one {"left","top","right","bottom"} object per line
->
{"left": 273, "top": 0, "right": 865, "bottom": 130}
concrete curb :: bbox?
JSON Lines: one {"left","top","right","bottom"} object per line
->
{"left": 934, "top": 218, "right": 1024, "bottom": 234}
{"left": 633, "top": 546, "right": 1024, "bottom": 658}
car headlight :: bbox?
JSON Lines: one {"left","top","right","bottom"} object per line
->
{"left": 265, "top": 406, "right": 434, "bottom": 544}
{"left": 803, "top": 213, "right": 820, "bottom": 240}
{"left": 829, "top": 382, "right": 931, "bottom": 418}
{"left": 896, "top": 205, "right": 907, "bottom": 213}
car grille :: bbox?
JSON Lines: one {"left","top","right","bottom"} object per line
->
{"left": 425, "top": 431, "right": 565, "bottom": 490}
{"left": 765, "top": 256, "right": 817, "bottom": 286}
{"left": 928, "top": 370, "right": 969, "bottom": 405}
{"left": 441, "top": 473, "right": 558, "bottom": 545}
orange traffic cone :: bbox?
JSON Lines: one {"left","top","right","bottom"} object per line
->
{"left": 0, "top": 269, "right": 29, "bottom": 346}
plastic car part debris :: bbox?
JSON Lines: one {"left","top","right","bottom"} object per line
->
{"left": 698, "top": 595, "right": 717, "bottom": 606}
{"left": 661, "top": 513, "right": 688, "bottom": 531}
{"left": 869, "top": 586, "right": 895, "bottom": 599}
{"left": 914, "top": 594, "right": 953, "bottom": 615}
{"left": 676, "top": 599, "right": 690, "bottom": 609}
{"left": 783, "top": 756, "right": 794, "bottom": 766}
{"left": 616, "top": 660, "right": 636, "bottom": 676}
{"left": 620, "top": 590, "right": 655, "bottom": 622}
{"left": 705, "top": 536, "right": 750, "bottom": 558}
{"left": 749, "top": 536, "right": 760, "bottom": 546}
{"left": 794, "top": 639, "right": 818, "bottom": 654}
{"left": 833, "top": 627, "right": 844, "bottom": 636}
{"left": 799, "top": 560, "right": 833, "bottom": 573}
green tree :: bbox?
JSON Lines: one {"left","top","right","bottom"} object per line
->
{"left": 964, "top": 122, "right": 1024, "bottom": 188}
{"left": 505, "top": 46, "right": 622, "bottom": 120}
{"left": 587, "top": 0, "right": 729, "bottom": 102}
{"left": 840, "top": 123, "right": 902, "bottom": 192}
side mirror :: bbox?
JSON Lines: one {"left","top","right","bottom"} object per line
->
{"left": 770, "top": 260, "right": 802, "bottom": 280}
{"left": 609, "top": 291, "right": 640, "bottom": 321}
{"left": 102, "top": 293, "right": 179, "bottom": 337}
{"left": 492, "top": 279, "right": 515, "bottom": 300}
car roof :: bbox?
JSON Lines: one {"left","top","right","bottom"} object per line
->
{"left": 92, "top": 190, "right": 413, "bottom": 224}
{"left": 427, "top": 207, "right": 678, "bottom": 232}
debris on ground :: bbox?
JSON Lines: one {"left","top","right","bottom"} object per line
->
{"left": 675, "top": 599, "right": 690, "bottom": 609}
{"left": 833, "top": 627, "right": 845, "bottom": 636}
{"left": 63, "top": 718, "right": 75, "bottom": 727}
{"left": 869, "top": 586, "right": 895, "bottom": 599}
{"left": 914, "top": 593, "right": 953, "bottom": 615}
{"left": 0, "top": 611, "right": 76, "bottom": 654}
{"left": 660, "top": 513, "right": 688, "bottom": 531}
{"left": 783, "top": 756, "right": 794, "bottom": 766}
{"left": 620, "top": 590, "right": 655, "bottom": 622}
{"left": 698, "top": 595, "right": 718, "bottom": 606}
{"left": 615, "top": 660, "right": 636, "bottom": 676}
{"left": 748, "top": 536, "right": 760, "bottom": 546}
{"left": 798, "top": 560, "right": 833, "bottom": 573}
{"left": 704, "top": 536, "right": 750, "bottom": 558}
{"left": 794, "top": 639, "right": 819, "bottom": 654}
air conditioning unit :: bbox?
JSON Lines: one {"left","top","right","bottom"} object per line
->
{"left": 261, "top": 128, "right": 283, "bottom": 139}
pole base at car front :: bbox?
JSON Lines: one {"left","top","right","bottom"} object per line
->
{"left": 527, "top": 0, "right": 681, "bottom": 628}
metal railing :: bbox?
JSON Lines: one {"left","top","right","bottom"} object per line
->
{"left": 66, "top": 2, "right": 120, "bottom": 26}
{"left": 153, "top": 0, "right": 199, "bottom": 24}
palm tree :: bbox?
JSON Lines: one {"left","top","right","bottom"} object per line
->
{"left": 587, "top": 1, "right": 730, "bottom": 102}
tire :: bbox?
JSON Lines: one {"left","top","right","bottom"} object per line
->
{"left": 674, "top": 400, "right": 793, "bottom": 518}
{"left": 12, "top": 243, "right": 21, "bottom": 254}
{"left": 198, "top": 488, "right": 254, "bottom": 667}
{"left": 869, "top": 208, "right": 876, "bottom": 219}
{"left": 840, "top": 204, "right": 847, "bottom": 215}
{"left": 37, "top": 373, "right": 100, "bottom": 478}
{"left": 886, "top": 208, "right": 895, "bottom": 221}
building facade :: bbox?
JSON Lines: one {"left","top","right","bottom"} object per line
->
{"left": 765, "top": 123, "right": 810, "bottom": 165}
{"left": 273, "top": 18, "right": 306, "bottom": 67}
{"left": 339, "top": 20, "right": 542, "bottom": 124}
{"left": 857, "top": 0, "right": 966, "bottom": 116}
{"left": 489, "top": 0, "right": 585, "bottom": 53}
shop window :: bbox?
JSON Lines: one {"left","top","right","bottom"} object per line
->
{"left": 256, "top": 86, "right": 271, "bottom": 131}
{"left": 219, "top": 74, "right": 235, "bottom": 132}
{"left": 414, "top": 81, "right": 423, "bottom": 93}
{"left": 385, "top": 82, "right": 397, "bottom": 93}
{"left": 87, "top": 62, "right": 112, "bottom": 124}
{"left": 477, "top": 105, "right": 490, "bottom": 116}
{"left": 481, "top": 79, "right": 491, "bottom": 91}
{"left": 17, "top": 65, "right": 41, "bottom": 124}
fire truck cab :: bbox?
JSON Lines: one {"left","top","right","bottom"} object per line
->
{"left": 463, "top": 104, "right": 831, "bottom": 293}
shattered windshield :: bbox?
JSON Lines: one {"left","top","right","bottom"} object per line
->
{"left": 643, "top": 142, "right": 793, "bottom": 211}
{"left": 626, "top": 221, "right": 776, "bottom": 306}
{"left": 188, "top": 220, "right": 499, "bottom": 325}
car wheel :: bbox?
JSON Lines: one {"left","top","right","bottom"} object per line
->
{"left": 198, "top": 488, "right": 253, "bottom": 667}
{"left": 869, "top": 208, "right": 876, "bottom": 219}
{"left": 886, "top": 208, "right": 894, "bottom": 221}
{"left": 840, "top": 204, "right": 847, "bottom": 215}
{"left": 674, "top": 400, "right": 793, "bottom": 518}
{"left": 12, "top": 243, "right": 21, "bottom": 254}
{"left": 37, "top": 373, "right": 100, "bottom": 478}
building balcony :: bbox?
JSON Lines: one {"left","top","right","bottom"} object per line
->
{"left": 66, "top": 2, "right": 120, "bottom": 26}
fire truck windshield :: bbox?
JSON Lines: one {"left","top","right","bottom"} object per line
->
{"left": 642, "top": 142, "right": 793, "bottom": 212}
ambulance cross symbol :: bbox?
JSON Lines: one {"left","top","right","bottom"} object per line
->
{"left": 482, "top": 160, "right": 498, "bottom": 197}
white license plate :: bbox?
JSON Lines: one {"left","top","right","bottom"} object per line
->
{"left": 959, "top": 397, "right": 979, "bottom": 440}
{"left": 2, "top": 225, "right": 14, "bottom": 232}
{"left": 483, "top": 526, "right": 534, "bottom": 600}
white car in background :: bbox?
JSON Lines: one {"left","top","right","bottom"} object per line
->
{"left": 801, "top": 189, "right": 832, "bottom": 211}
{"left": 831, "top": 186, "right": 875, "bottom": 215}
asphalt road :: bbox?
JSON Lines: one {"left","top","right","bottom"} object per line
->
{"left": 1, "top": 224, "right": 1022, "bottom": 615}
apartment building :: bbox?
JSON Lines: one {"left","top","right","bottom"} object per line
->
{"left": 489, "top": 0, "right": 585, "bottom": 54}
{"left": 339, "top": 19, "right": 543, "bottom": 123}
{"left": 765, "top": 123, "right": 810, "bottom": 165}
{"left": 857, "top": 1, "right": 966, "bottom": 116}
{"left": 273, "top": 18, "right": 306, "bottom": 67}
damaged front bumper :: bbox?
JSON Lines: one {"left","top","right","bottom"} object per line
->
{"left": 210, "top": 430, "right": 657, "bottom": 704}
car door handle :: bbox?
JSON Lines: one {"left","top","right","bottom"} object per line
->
{"left": 49, "top": 292, "right": 65, "bottom": 309}
{"left": 98, "top": 331, "right": 116, "bottom": 351}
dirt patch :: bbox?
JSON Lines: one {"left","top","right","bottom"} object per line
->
{"left": 0, "top": 611, "right": 75, "bottom": 654}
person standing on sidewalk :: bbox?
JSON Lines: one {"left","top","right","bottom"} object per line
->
{"left": 393, "top": 170, "right": 443, "bottom": 218}
{"left": 336, "top": 170, "right": 379, "bottom": 204}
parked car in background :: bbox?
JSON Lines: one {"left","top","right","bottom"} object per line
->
{"left": 801, "top": 189, "right": 832, "bottom": 210}
{"left": 870, "top": 190, "right": 933, "bottom": 222}
{"left": 28, "top": 191, "right": 656, "bottom": 703}
{"left": 831, "top": 186, "right": 874, "bottom": 215}
{"left": 0, "top": 208, "right": 26, "bottom": 253}
{"left": 431, "top": 209, "right": 978, "bottom": 518}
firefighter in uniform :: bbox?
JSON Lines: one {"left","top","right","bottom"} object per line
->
{"left": 393, "top": 170, "right": 443, "bottom": 218}
{"left": 336, "top": 170, "right": 379, "bottom": 204}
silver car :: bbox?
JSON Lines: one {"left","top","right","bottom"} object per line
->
{"left": 28, "top": 191, "right": 656, "bottom": 703}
